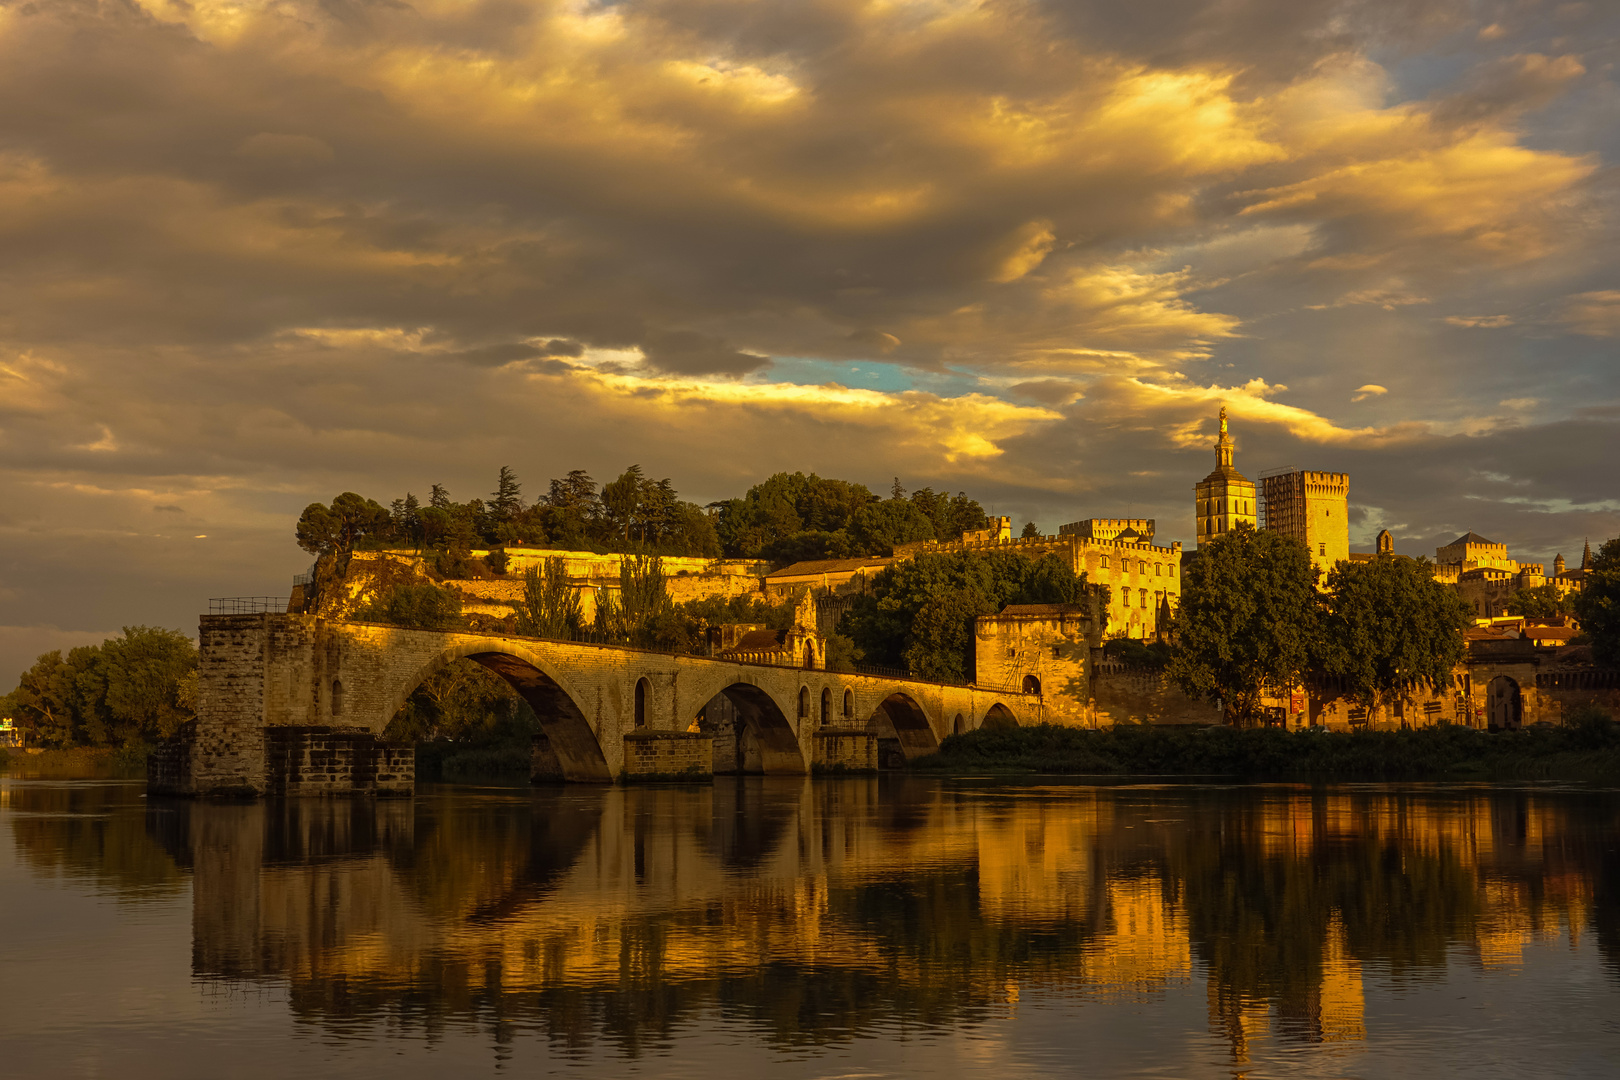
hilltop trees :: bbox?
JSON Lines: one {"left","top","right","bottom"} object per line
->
{"left": 713, "top": 472, "right": 986, "bottom": 561}
{"left": 1167, "top": 525, "right": 1319, "bottom": 727}
{"left": 1317, "top": 555, "right": 1471, "bottom": 715}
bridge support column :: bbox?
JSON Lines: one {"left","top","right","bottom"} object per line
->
{"left": 618, "top": 731, "right": 713, "bottom": 782}
{"left": 150, "top": 614, "right": 412, "bottom": 798}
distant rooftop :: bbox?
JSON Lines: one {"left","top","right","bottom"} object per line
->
{"left": 767, "top": 557, "right": 892, "bottom": 579}
{"left": 1446, "top": 531, "right": 1498, "bottom": 547}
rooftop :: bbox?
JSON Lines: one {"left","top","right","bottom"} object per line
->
{"left": 767, "top": 557, "right": 893, "bottom": 579}
{"left": 993, "top": 603, "right": 1089, "bottom": 617}
{"left": 1446, "top": 531, "right": 1498, "bottom": 547}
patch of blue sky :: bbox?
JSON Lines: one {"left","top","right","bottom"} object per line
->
{"left": 749, "top": 356, "right": 991, "bottom": 398}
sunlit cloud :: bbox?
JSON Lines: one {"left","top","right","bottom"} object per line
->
{"left": 0, "top": 0, "right": 1615, "bottom": 667}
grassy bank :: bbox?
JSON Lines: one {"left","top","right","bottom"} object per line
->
{"left": 914, "top": 720, "right": 1620, "bottom": 782}
{"left": 0, "top": 745, "right": 150, "bottom": 779}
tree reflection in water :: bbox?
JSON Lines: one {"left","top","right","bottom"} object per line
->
{"left": 8, "top": 777, "right": 1620, "bottom": 1064}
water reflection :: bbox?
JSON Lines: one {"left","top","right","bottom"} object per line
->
{"left": 8, "top": 778, "right": 1620, "bottom": 1066}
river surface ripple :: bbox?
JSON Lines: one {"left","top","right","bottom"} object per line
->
{"left": 2, "top": 775, "right": 1619, "bottom": 1078}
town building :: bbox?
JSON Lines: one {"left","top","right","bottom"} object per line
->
{"left": 1194, "top": 407, "right": 1256, "bottom": 546}
{"left": 1259, "top": 468, "right": 1349, "bottom": 577}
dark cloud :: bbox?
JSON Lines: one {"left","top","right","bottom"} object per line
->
{"left": 640, "top": 331, "right": 770, "bottom": 376}
{"left": 0, "top": 0, "right": 1614, "bottom": 660}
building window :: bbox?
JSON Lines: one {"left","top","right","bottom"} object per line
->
{"left": 820, "top": 688, "right": 831, "bottom": 727}
{"left": 1139, "top": 561, "right": 1147, "bottom": 575}
{"left": 331, "top": 679, "right": 343, "bottom": 717}
{"left": 1100, "top": 556, "right": 1110, "bottom": 569}
{"left": 634, "top": 678, "right": 648, "bottom": 727}
{"left": 798, "top": 686, "right": 809, "bottom": 719}
{"left": 1022, "top": 675, "right": 1041, "bottom": 695}
{"left": 1052, "top": 645, "right": 1062, "bottom": 658}
{"left": 1123, "top": 591, "right": 1130, "bottom": 607}
{"left": 843, "top": 689, "right": 853, "bottom": 718}
{"left": 1140, "top": 589, "right": 1147, "bottom": 608}
{"left": 1319, "top": 542, "right": 1326, "bottom": 556}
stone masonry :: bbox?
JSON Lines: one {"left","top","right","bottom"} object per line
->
{"left": 158, "top": 613, "right": 1043, "bottom": 796}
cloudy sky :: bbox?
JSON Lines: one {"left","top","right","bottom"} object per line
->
{"left": 1, "top": 0, "right": 1617, "bottom": 675}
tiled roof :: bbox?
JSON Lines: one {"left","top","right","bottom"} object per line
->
{"left": 1447, "top": 531, "right": 1497, "bottom": 547}
{"left": 767, "top": 557, "right": 892, "bottom": 578}
{"left": 723, "top": 629, "right": 787, "bottom": 652}
{"left": 995, "top": 603, "right": 1088, "bottom": 617}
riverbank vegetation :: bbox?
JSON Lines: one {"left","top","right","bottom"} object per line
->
{"left": 0, "top": 628, "right": 197, "bottom": 749}
{"left": 915, "top": 707, "right": 1620, "bottom": 781}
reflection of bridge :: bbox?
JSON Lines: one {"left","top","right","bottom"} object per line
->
{"left": 151, "top": 613, "right": 1039, "bottom": 796}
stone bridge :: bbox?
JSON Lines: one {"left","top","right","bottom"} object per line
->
{"left": 151, "top": 613, "right": 1042, "bottom": 796}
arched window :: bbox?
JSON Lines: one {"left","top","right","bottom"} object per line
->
{"left": 634, "top": 678, "right": 648, "bottom": 728}
{"left": 843, "top": 689, "right": 853, "bottom": 718}
{"left": 803, "top": 642, "right": 816, "bottom": 670}
{"left": 820, "top": 687, "right": 831, "bottom": 727}
{"left": 1022, "top": 675, "right": 1041, "bottom": 695}
{"left": 331, "top": 679, "right": 344, "bottom": 717}
{"left": 798, "top": 686, "right": 810, "bottom": 719}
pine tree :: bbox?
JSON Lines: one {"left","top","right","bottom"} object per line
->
{"left": 490, "top": 466, "right": 523, "bottom": 521}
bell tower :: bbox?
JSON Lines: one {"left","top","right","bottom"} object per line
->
{"left": 1194, "top": 407, "right": 1256, "bottom": 547}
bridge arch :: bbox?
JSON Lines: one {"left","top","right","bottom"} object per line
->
{"left": 693, "top": 681, "right": 808, "bottom": 775}
{"left": 865, "top": 689, "right": 940, "bottom": 763}
{"left": 981, "top": 702, "right": 1018, "bottom": 731}
{"left": 388, "top": 640, "right": 612, "bottom": 782}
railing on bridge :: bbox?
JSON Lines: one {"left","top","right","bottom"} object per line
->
{"left": 209, "top": 597, "right": 291, "bottom": 614}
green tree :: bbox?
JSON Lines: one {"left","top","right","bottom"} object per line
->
{"left": 353, "top": 583, "right": 465, "bottom": 630}
{"left": 714, "top": 472, "right": 876, "bottom": 557}
{"left": 600, "top": 465, "right": 645, "bottom": 544}
{"left": 515, "top": 557, "right": 584, "bottom": 640}
{"left": 908, "top": 487, "right": 986, "bottom": 543}
{"left": 848, "top": 499, "right": 935, "bottom": 556}
{"left": 1506, "top": 583, "right": 1573, "bottom": 619}
{"left": 595, "top": 555, "right": 677, "bottom": 647}
{"left": 1576, "top": 537, "right": 1620, "bottom": 666}
{"left": 98, "top": 627, "right": 198, "bottom": 744}
{"left": 6, "top": 649, "right": 93, "bottom": 746}
{"left": 489, "top": 466, "right": 523, "bottom": 523}
{"left": 1167, "top": 525, "right": 1319, "bottom": 726}
{"left": 1021, "top": 521, "right": 1040, "bottom": 538}
{"left": 841, "top": 551, "right": 1089, "bottom": 682}
{"left": 295, "top": 492, "right": 391, "bottom": 555}
{"left": 1318, "top": 555, "right": 1469, "bottom": 718}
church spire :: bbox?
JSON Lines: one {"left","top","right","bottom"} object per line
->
{"left": 1214, "top": 406, "right": 1234, "bottom": 470}
{"left": 1583, "top": 538, "right": 1593, "bottom": 569}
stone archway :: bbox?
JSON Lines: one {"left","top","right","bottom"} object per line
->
{"left": 866, "top": 691, "right": 939, "bottom": 767}
{"left": 693, "top": 683, "right": 807, "bottom": 775}
{"left": 392, "top": 648, "right": 613, "bottom": 783}
{"left": 1487, "top": 676, "right": 1522, "bottom": 731}
{"left": 981, "top": 702, "right": 1018, "bottom": 731}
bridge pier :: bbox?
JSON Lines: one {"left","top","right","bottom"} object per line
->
{"left": 152, "top": 613, "right": 1045, "bottom": 797}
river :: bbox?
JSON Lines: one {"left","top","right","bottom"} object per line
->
{"left": 2, "top": 775, "right": 1618, "bottom": 1077}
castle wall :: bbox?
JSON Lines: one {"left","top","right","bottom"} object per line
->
{"left": 1090, "top": 665, "right": 1222, "bottom": 726}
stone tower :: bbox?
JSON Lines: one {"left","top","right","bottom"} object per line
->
{"left": 1377, "top": 529, "right": 1393, "bottom": 556}
{"left": 1194, "top": 407, "right": 1256, "bottom": 547}
{"left": 1260, "top": 468, "right": 1351, "bottom": 576}
{"left": 1583, "top": 540, "right": 1593, "bottom": 569}
{"left": 1555, "top": 553, "right": 1566, "bottom": 576}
